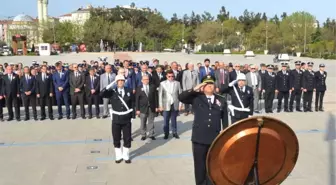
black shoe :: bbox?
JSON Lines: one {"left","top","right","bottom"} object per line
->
{"left": 115, "top": 159, "right": 123, "bottom": 164}
{"left": 82, "top": 116, "right": 86, "bottom": 119}
{"left": 319, "top": 108, "right": 324, "bottom": 112}
{"left": 102, "top": 115, "right": 108, "bottom": 119}
{"left": 296, "top": 109, "right": 302, "bottom": 112}
{"left": 7, "top": 118, "right": 13, "bottom": 121}
{"left": 24, "top": 118, "right": 29, "bottom": 121}
{"left": 289, "top": 109, "right": 293, "bottom": 112}
{"left": 131, "top": 137, "right": 133, "bottom": 141}
{"left": 0, "top": 118, "right": 4, "bottom": 122}
{"left": 164, "top": 134, "right": 169, "bottom": 140}
{"left": 40, "top": 117, "right": 46, "bottom": 121}
{"left": 284, "top": 109, "right": 290, "bottom": 112}
{"left": 254, "top": 111, "right": 260, "bottom": 114}
{"left": 125, "top": 159, "right": 131, "bottom": 164}
{"left": 315, "top": 108, "right": 319, "bottom": 112}
{"left": 277, "top": 109, "right": 281, "bottom": 113}
{"left": 67, "top": 116, "right": 70, "bottom": 120}
{"left": 50, "top": 117, "right": 54, "bottom": 120}
{"left": 16, "top": 118, "right": 21, "bottom": 122}
{"left": 141, "top": 136, "right": 146, "bottom": 141}
{"left": 304, "top": 109, "right": 308, "bottom": 112}
{"left": 72, "top": 116, "right": 76, "bottom": 120}
{"left": 96, "top": 116, "right": 100, "bottom": 119}
{"left": 173, "top": 134, "right": 180, "bottom": 139}
{"left": 308, "top": 110, "right": 313, "bottom": 112}
{"left": 34, "top": 117, "right": 38, "bottom": 121}
{"left": 88, "top": 115, "right": 92, "bottom": 119}
{"left": 150, "top": 136, "right": 156, "bottom": 140}
{"left": 269, "top": 111, "right": 273, "bottom": 113}
{"left": 58, "top": 116, "right": 63, "bottom": 120}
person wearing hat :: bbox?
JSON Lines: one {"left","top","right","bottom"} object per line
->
{"left": 178, "top": 75, "right": 228, "bottom": 185}
{"left": 289, "top": 61, "right": 303, "bottom": 112}
{"left": 100, "top": 74, "right": 135, "bottom": 164}
{"left": 222, "top": 73, "right": 254, "bottom": 124}
{"left": 314, "top": 64, "right": 327, "bottom": 111}
{"left": 258, "top": 63, "right": 267, "bottom": 102}
{"left": 262, "top": 65, "right": 276, "bottom": 113}
{"left": 275, "top": 62, "right": 291, "bottom": 112}
{"left": 301, "top": 62, "right": 307, "bottom": 72}
{"left": 302, "top": 62, "right": 315, "bottom": 112}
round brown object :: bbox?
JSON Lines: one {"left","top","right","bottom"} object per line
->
{"left": 206, "top": 116, "right": 299, "bottom": 185}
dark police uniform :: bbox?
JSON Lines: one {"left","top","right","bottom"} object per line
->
{"left": 100, "top": 85, "right": 134, "bottom": 162}
{"left": 314, "top": 64, "right": 327, "bottom": 111}
{"left": 302, "top": 62, "right": 315, "bottom": 112}
{"left": 275, "top": 66, "right": 291, "bottom": 112}
{"left": 262, "top": 65, "right": 276, "bottom": 113}
{"left": 258, "top": 63, "right": 267, "bottom": 100}
{"left": 222, "top": 83, "right": 253, "bottom": 124}
{"left": 289, "top": 61, "right": 303, "bottom": 112}
{"left": 178, "top": 76, "right": 228, "bottom": 185}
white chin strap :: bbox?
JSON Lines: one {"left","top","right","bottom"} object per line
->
{"left": 228, "top": 80, "right": 250, "bottom": 117}
{"left": 105, "top": 80, "right": 133, "bottom": 119}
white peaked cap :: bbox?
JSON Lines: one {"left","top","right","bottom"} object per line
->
{"left": 237, "top": 73, "right": 246, "bottom": 81}
{"left": 115, "top": 74, "right": 125, "bottom": 81}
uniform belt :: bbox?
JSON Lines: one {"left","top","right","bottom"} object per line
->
{"left": 228, "top": 105, "right": 250, "bottom": 116}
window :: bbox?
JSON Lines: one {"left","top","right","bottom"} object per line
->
{"left": 41, "top": 46, "right": 48, "bottom": 50}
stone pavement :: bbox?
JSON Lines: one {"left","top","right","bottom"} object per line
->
{"left": 0, "top": 53, "right": 335, "bottom": 185}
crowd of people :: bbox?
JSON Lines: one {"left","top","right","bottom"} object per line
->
{"left": 0, "top": 58, "right": 328, "bottom": 124}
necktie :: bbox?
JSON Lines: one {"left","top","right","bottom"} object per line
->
{"left": 26, "top": 75, "right": 29, "bottom": 84}
{"left": 240, "top": 88, "right": 243, "bottom": 93}
{"left": 145, "top": 85, "right": 148, "bottom": 96}
{"left": 108, "top": 74, "right": 110, "bottom": 84}
{"left": 42, "top": 74, "right": 44, "bottom": 82}
{"left": 9, "top": 74, "right": 11, "bottom": 82}
{"left": 120, "top": 90, "right": 123, "bottom": 97}
{"left": 60, "top": 72, "right": 62, "bottom": 78}
{"left": 91, "top": 77, "right": 94, "bottom": 89}
{"left": 207, "top": 98, "right": 212, "bottom": 109}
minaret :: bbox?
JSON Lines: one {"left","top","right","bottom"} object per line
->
{"left": 37, "top": 0, "right": 43, "bottom": 23}
{"left": 42, "top": 0, "right": 48, "bottom": 22}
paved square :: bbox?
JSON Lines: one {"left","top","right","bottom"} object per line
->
{"left": 0, "top": 53, "right": 335, "bottom": 185}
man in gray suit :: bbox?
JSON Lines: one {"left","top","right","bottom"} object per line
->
{"left": 246, "top": 64, "right": 262, "bottom": 113}
{"left": 159, "top": 70, "right": 183, "bottom": 139}
{"left": 182, "top": 63, "right": 199, "bottom": 115}
{"left": 69, "top": 63, "right": 86, "bottom": 119}
{"left": 215, "top": 62, "right": 229, "bottom": 93}
{"left": 100, "top": 64, "right": 116, "bottom": 118}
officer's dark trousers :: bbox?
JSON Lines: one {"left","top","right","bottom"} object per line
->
{"left": 289, "top": 89, "right": 302, "bottom": 110}
{"left": 56, "top": 92, "right": 70, "bottom": 117}
{"left": 112, "top": 122, "right": 132, "bottom": 148}
{"left": 231, "top": 115, "right": 248, "bottom": 125}
{"left": 40, "top": 95, "right": 53, "bottom": 119}
{"left": 6, "top": 94, "right": 20, "bottom": 119}
{"left": 264, "top": 90, "right": 274, "bottom": 112}
{"left": 315, "top": 91, "right": 325, "bottom": 109}
{"left": 192, "top": 142, "right": 213, "bottom": 185}
{"left": 71, "top": 93, "right": 85, "bottom": 117}
{"left": 277, "top": 91, "right": 289, "bottom": 110}
{"left": 22, "top": 95, "right": 37, "bottom": 119}
{"left": 303, "top": 91, "right": 313, "bottom": 110}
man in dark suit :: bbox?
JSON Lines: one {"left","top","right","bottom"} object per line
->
{"left": 20, "top": 66, "right": 37, "bottom": 121}
{"left": 178, "top": 75, "right": 228, "bottom": 185}
{"left": 85, "top": 68, "right": 100, "bottom": 119}
{"left": 69, "top": 63, "right": 86, "bottom": 119}
{"left": 2, "top": 66, "right": 20, "bottom": 121}
{"left": 302, "top": 62, "right": 315, "bottom": 112}
{"left": 315, "top": 64, "right": 327, "bottom": 111}
{"left": 262, "top": 65, "right": 276, "bottom": 113}
{"left": 135, "top": 75, "right": 158, "bottom": 141}
{"left": 36, "top": 65, "right": 54, "bottom": 120}
{"left": 222, "top": 73, "right": 254, "bottom": 124}
{"left": 135, "top": 64, "right": 152, "bottom": 87}
{"left": 100, "top": 75, "right": 135, "bottom": 164}
{"left": 229, "top": 63, "right": 242, "bottom": 82}
{"left": 151, "top": 65, "right": 166, "bottom": 89}
{"left": 275, "top": 62, "right": 291, "bottom": 112}
{"left": 53, "top": 62, "right": 70, "bottom": 119}
{"left": 0, "top": 75, "right": 4, "bottom": 121}
{"left": 289, "top": 61, "right": 303, "bottom": 112}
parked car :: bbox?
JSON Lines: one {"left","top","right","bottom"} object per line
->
{"left": 273, "top": 53, "right": 291, "bottom": 63}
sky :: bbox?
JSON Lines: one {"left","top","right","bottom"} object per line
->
{"left": 0, "top": 0, "right": 335, "bottom": 22}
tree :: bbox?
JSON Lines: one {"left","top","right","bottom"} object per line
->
{"left": 250, "top": 21, "right": 280, "bottom": 51}
{"left": 201, "top": 12, "right": 214, "bottom": 22}
{"left": 217, "top": 6, "right": 230, "bottom": 22}
{"left": 195, "top": 21, "right": 222, "bottom": 48}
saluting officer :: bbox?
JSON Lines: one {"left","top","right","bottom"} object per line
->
{"left": 289, "top": 61, "right": 303, "bottom": 112}
{"left": 302, "top": 62, "right": 315, "bottom": 112}
{"left": 314, "top": 64, "right": 327, "bottom": 111}
{"left": 275, "top": 62, "right": 291, "bottom": 112}
{"left": 100, "top": 74, "right": 135, "bottom": 164}
{"left": 222, "top": 73, "right": 254, "bottom": 124}
{"left": 262, "top": 65, "right": 276, "bottom": 113}
{"left": 178, "top": 75, "right": 228, "bottom": 185}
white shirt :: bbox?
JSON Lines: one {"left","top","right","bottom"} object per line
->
{"left": 42, "top": 73, "right": 46, "bottom": 81}
{"left": 143, "top": 84, "right": 149, "bottom": 95}
{"left": 168, "top": 81, "right": 174, "bottom": 94}
{"left": 251, "top": 72, "right": 257, "bottom": 86}
{"left": 206, "top": 95, "right": 215, "bottom": 104}
{"left": 238, "top": 86, "right": 246, "bottom": 93}
{"left": 117, "top": 88, "right": 125, "bottom": 97}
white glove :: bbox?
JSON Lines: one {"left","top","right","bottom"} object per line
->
{"left": 106, "top": 80, "right": 116, "bottom": 90}
{"left": 248, "top": 115, "right": 252, "bottom": 118}
{"left": 229, "top": 80, "right": 237, "bottom": 87}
